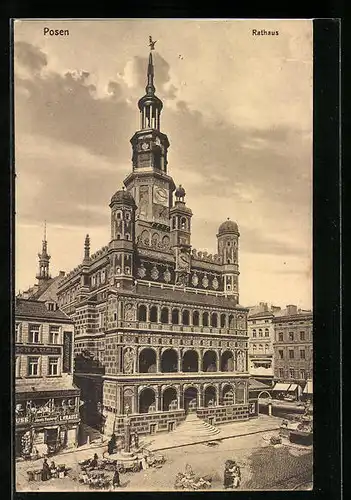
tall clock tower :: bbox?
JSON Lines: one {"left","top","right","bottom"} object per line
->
{"left": 124, "top": 50, "right": 175, "bottom": 239}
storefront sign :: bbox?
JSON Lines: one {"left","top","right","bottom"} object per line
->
{"left": 16, "top": 413, "right": 79, "bottom": 425}
{"left": 16, "top": 345, "right": 62, "bottom": 355}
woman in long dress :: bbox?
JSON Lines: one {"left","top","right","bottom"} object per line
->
{"left": 41, "top": 459, "right": 52, "bottom": 481}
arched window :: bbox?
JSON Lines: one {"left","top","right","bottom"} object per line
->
{"left": 138, "top": 305, "right": 147, "bottom": 322}
{"left": 203, "top": 312, "right": 209, "bottom": 327}
{"left": 258, "top": 344, "right": 263, "bottom": 353}
{"left": 180, "top": 217, "right": 186, "bottom": 230}
{"left": 265, "top": 344, "right": 269, "bottom": 353}
{"left": 182, "top": 310, "right": 190, "bottom": 326}
{"left": 259, "top": 329, "right": 263, "bottom": 337}
{"left": 265, "top": 328, "right": 269, "bottom": 337}
{"left": 252, "top": 329, "right": 257, "bottom": 338}
{"left": 220, "top": 313, "right": 226, "bottom": 328}
{"left": 160, "top": 307, "right": 169, "bottom": 324}
{"left": 149, "top": 306, "right": 158, "bottom": 323}
{"left": 253, "top": 344, "right": 257, "bottom": 353}
{"left": 172, "top": 309, "right": 179, "bottom": 325}
{"left": 193, "top": 311, "right": 200, "bottom": 326}
{"left": 211, "top": 313, "right": 218, "bottom": 328}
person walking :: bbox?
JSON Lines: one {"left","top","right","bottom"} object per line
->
{"left": 112, "top": 468, "right": 121, "bottom": 488}
{"left": 41, "top": 458, "right": 52, "bottom": 481}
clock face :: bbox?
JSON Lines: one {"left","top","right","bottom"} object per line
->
{"left": 153, "top": 186, "right": 169, "bottom": 207}
{"left": 141, "top": 142, "right": 149, "bottom": 150}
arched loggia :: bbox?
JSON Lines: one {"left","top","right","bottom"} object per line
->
{"left": 161, "top": 349, "right": 178, "bottom": 373}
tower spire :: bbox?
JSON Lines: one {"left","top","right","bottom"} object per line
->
{"left": 84, "top": 234, "right": 90, "bottom": 262}
{"left": 137, "top": 38, "right": 163, "bottom": 131}
{"left": 146, "top": 52, "right": 155, "bottom": 95}
{"left": 36, "top": 221, "right": 51, "bottom": 284}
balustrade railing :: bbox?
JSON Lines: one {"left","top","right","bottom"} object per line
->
{"left": 117, "top": 320, "right": 240, "bottom": 335}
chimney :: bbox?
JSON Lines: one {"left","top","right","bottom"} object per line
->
{"left": 286, "top": 304, "right": 298, "bottom": 316}
{"left": 59, "top": 271, "right": 65, "bottom": 277}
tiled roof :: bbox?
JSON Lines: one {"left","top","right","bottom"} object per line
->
{"left": 15, "top": 298, "right": 73, "bottom": 322}
{"left": 248, "top": 311, "right": 275, "bottom": 319}
{"left": 248, "top": 378, "right": 272, "bottom": 390}
{"left": 16, "top": 380, "right": 80, "bottom": 394}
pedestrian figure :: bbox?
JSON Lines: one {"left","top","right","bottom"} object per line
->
{"left": 50, "top": 461, "right": 58, "bottom": 478}
{"left": 112, "top": 468, "right": 121, "bottom": 488}
{"left": 134, "top": 431, "right": 139, "bottom": 449}
{"left": 41, "top": 458, "right": 52, "bottom": 481}
{"left": 90, "top": 453, "right": 99, "bottom": 469}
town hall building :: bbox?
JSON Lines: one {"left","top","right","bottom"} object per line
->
{"left": 35, "top": 48, "right": 252, "bottom": 437}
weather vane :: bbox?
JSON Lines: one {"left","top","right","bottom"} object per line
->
{"left": 149, "top": 35, "right": 157, "bottom": 51}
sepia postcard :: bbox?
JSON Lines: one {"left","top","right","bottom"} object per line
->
{"left": 13, "top": 18, "right": 314, "bottom": 492}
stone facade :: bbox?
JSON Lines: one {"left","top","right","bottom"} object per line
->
{"left": 273, "top": 306, "right": 313, "bottom": 389}
{"left": 15, "top": 299, "right": 80, "bottom": 457}
{"left": 55, "top": 49, "right": 250, "bottom": 438}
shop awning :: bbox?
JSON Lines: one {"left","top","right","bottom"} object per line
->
{"left": 272, "top": 383, "right": 291, "bottom": 391}
{"left": 303, "top": 380, "right": 313, "bottom": 394}
{"left": 287, "top": 384, "right": 298, "bottom": 392}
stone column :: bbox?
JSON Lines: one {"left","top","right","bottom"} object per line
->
{"left": 197, "top": 385, "right": 202, "bottom": 408}
{"left": 178, "top": 348, "right": 182, "bottom": 372}
{"left": 146, "top": 305, "right": 150, "bottom": 322}
{"left": 189, "top": 309, "right": 193, "bottom": 326}
{"left": 157, "top": 347, "right": 162, "bottom": 373}
{"left": 157, "top": 305, "right": 161, "bottom": 324}
{"left": 134, "top": 347, "right": 138, "bottom": 373}
{"left": 156, "top": 386, "right": 161, "bottom": 411}
{"left": 216, "top": 384, "right": 220, "bottom": 406}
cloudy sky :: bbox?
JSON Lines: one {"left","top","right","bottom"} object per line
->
{"left": 14, "top": 19, "right": 313, "bottom": 309}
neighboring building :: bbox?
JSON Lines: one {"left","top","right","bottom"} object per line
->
{"left": 53, "top": 49, "right": 251, "bottom": 437}
{"left": 15, "top": 298, "right": 80, "bottom": 458}
{"left": 247, "top": 302, "right": 281, "bottom": 383}
{"left": 272, "top": 304, "right": 313, "bottom": 396}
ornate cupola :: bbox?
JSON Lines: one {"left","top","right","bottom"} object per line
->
{"left": 217, "top": 218, "right": 240, "bottom": 303}
{"left": 137, "top": 52, "right": 163, "bottom": 131}
{"left": 36, "top": 221, "right": 51, "bottom": 286}
{"left": 124, "top": 39, "right": 175, "bottom": 237}
{"left": 170, "top": 185, "right": 193, "bottom": 287}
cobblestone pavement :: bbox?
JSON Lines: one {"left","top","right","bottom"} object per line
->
{"left": 15, "top": 415, "right": 312, "bottom": 492}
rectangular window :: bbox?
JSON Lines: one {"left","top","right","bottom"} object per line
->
{"left": 265, "top": 329, "right": 269, "bottom": 337}
{"left": 49, "top": 326, "right": 60, "bottom": 344}
{"left": 28, "top": 357, "right": 39, "bottom": 376}
{"left": 289, "top": 350, "right": 294, "bottom": 359}
{"left": 252, "top": 330, "right": 257, "bottom": 338}
{"left": 289, "top": 332, "right": 294, "bottom": 341}
{"left": 258, "top": 329, "right": 263, "bottom": 337}
{"left": 278, "top": 350, "right": 284, "bottom": 359}
{"left": 278, "top": 333, "right": 283, "bottom": 341}
{"left": 279, "top": 368, "right": 284, "bottom": 378}
{"left": 63, "top": 332, "right": 73, "bottom": 373}
{"left": 300, "top": 369, "right": 306, "bottom": 379}
{"left": 15, "top": 356, "right": 20, "bottom": 378}
{"left": 29, "top": 325, "right": 40, "bottom": 343}
{"left": 48, "top": 357, "right": 59, "bottom": 376}
{"left": 300, "top": 349, "right": 306, "bottom": 359}
{"left": 15, "top": 323, "right": 22, "bottom": 343}
{"left": 289, "top": 369, "right": 295, "bottom": 378}
{"left": 300, "top": 331, "right": 305, "bottom": 341}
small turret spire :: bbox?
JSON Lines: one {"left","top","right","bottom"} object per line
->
{"left": 36, "top": 221, "right": 51, "bottom": 284}
{"left": 84, "top": 234, "right": 90, "bottom": 262}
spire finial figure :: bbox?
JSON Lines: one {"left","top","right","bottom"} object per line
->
{"left": 149, "top": 36, "right": 157, "bottom": 51}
